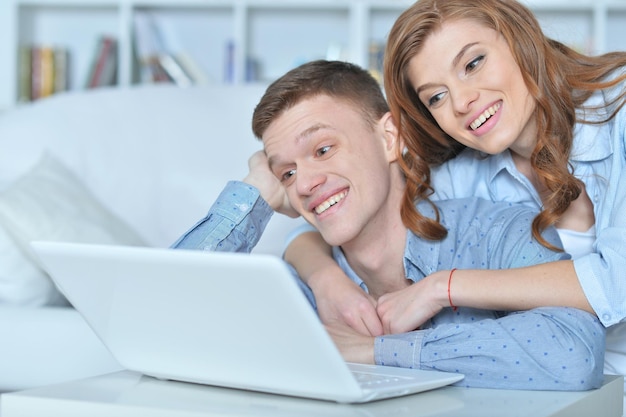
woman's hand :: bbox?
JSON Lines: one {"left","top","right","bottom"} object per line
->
{"left": 376, "top": 271, "right": 449, "bottom": 334}
{"left": 284, "top": 231, "right": 384, "bottom": 336}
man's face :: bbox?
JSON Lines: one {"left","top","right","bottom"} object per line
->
{"left": 262, "top": 95, "right": 398, "bottom": 247}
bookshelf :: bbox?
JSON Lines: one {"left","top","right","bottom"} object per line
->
{"left": 2, "top": 0, "right": 626, "bottom": 111}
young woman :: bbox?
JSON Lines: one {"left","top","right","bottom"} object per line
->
{"left": 284, "top": 0, "right": 626, "bottom": 397}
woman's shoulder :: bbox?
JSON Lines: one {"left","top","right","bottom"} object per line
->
{"left": 580, "top": 67, "right": 626, "bottom": 118}
{"left": 574, "top": 71, "right": 626, "bottom": 158}
{"left": 430, "top": 149, "right": 501, "bottom": 200}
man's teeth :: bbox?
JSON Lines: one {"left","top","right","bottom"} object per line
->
{"left": 470, "top": 102, "right": 501, "bottom": 130}
{"left": 315, "top": 191, "right": 347, "bottom": 214}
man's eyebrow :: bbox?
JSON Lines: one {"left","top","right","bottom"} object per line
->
{"left": 295, "top": 123, "right": 329, "bottom": 143}
{"left": 415, "top": 42, "right": 479, "bottom": 95}
{"left": 267, "top": 123, "right": 331, "bottom": 170}
{"left": 266, "top": 152, "right": 283, "bottom": 172}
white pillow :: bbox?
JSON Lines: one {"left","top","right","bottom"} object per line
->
{"left": 0, "top": 224, "right": 67, "bottom": 306}
{"left": 0, "top": 152, "right": 147, "bottom": 306}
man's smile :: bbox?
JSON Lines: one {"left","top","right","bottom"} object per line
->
{"left": 314, "top": 190, "right": 348, "bottom": 214}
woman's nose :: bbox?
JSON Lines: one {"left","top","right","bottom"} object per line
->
{"left": 451, "top": 85, "right": 479, "bottom": 115}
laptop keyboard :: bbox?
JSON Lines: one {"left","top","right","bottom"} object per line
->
{"left": 352, "top": 371, "right": 405, "bottom": 387}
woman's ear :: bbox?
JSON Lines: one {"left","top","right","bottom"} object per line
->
{"left": 380, "top": 112, "right": 402, "bottom": 162}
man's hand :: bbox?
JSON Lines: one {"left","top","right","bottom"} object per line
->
{"left": 325, "top": 322, "right": 376, "bottom": 364}
{"left": 376, "top": 272, "right": 447, "bottom": 334}
{"left": 243, "top": 150, "right": 298, "bottom": 218}
{"left": 309, "top": 262, "right": 384, "bottom": 337}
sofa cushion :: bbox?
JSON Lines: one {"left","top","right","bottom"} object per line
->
{"left": 0, "top": 152, "right": 146, "bottom": 306}
{"left": 0, "top": 84, "right": 305, "bottom": 254}
{"left": 0, "top": 224, "right": 67, "bottom": 306}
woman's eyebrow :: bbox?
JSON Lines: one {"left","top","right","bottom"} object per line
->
{"left": 452, "top": 42, "right": 479, "bottom": 68}
{"left": 415, "top": 42, "right": 479, "bottom": 95}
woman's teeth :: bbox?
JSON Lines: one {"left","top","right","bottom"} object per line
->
{"left": 315, "top": 191, "right": 347, "bottom": 214}
{"left": 470, "top": 102, "right": 501, "bottom": 130}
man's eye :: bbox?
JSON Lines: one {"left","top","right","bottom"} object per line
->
{"left": 316, "top": 145, "right": 331, "bottom": 157}
{"left": 282, "top": 169, "right": 296, "bottom": 182}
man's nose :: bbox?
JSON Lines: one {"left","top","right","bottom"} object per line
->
{"left": 295, "top": 162, "right": 326, "bottom": 196}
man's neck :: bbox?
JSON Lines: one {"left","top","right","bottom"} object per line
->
{"left": 340, "top": 180, "right": 409, "bottom": 300}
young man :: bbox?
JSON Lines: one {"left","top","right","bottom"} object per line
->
{"left": 172, "top": 60, "right": 604, "bottom": 391}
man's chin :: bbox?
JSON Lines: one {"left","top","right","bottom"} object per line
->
{"left": 317, "top": 229, "right": 352, "bottom": 248}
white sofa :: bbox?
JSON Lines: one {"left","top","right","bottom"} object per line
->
{"left": 0, "top": 84, "right": 304, "bottom": 392}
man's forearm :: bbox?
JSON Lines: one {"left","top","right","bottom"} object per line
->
{"left": 374, "top": 307, "right": 604, "bottom": 391}
{"left": 171, "top": 181, "right": 273, "bottom": 253}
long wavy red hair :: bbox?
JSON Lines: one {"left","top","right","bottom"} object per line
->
{"left": 384, "top": 0, "right": 626, "bottom": 248}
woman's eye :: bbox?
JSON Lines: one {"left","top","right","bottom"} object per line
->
{"left": 428, "top": 92, "right": 445, "bottom": 107}
{"left": 466, "top": 55, "right": 485, "bottom": 73}
{"left": 316, "top": 145, "right": 331, "bottom": 157}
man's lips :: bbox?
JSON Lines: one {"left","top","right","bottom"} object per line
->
{"left": 313, "top": 190, "right": 348, "bottom": 215}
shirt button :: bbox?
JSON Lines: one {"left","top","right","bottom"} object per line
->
{"left": 602, "top": 313, "right": 611, "bottom": 322}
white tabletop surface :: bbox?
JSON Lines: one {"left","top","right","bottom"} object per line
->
{"left": 1, "top": 371, "right": 623, "bottom": 417}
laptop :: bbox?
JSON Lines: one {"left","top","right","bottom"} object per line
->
{"left": 31, "top": 241, "right": 464, "bottom": 403}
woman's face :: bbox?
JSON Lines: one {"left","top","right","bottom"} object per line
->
{"left": 407, "top": 19, "right": 537, "bottom": 158}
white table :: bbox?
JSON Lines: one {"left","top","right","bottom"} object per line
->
{"left": 1, "top": 371, "right": 623, "bottom": 417}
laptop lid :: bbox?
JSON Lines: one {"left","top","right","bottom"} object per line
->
{"left": 31, "top": 241, "right": 463, "bottom": 403}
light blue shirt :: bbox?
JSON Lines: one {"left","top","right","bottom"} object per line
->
{"left": 172, "top": 181, "right": 604, "bottom": 391}
{"left": 429, "top": 79, "right": 626, "bottom": 327}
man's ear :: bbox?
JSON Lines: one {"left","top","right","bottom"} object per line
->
{"left": 380, "top": 112, "right": 402, "bottom": 162}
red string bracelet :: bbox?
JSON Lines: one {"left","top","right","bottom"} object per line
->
{"left": 447, "top": 268, "right": 458, "bottom": 312}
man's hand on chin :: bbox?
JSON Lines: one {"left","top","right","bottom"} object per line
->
{"left": 325, "top": 322, "right": 376, "bottom": 364}
{"left": 243, "top": 150, "right": 299, "bottom": 218}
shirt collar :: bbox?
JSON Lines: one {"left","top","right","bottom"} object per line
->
{"left": 331, "top": 227, "right": 441, "bottom": 290}
{"left": 481, "top": 115, "right": 614, "bottom": 204}
{"left": 403, "top": 230, "right": 440, "bottom": 283}
{"left": 570, "top": 117, "right": 613, "bottom": 162}
{"left": 571, "top": 80, "right": 617, "bottom": 162}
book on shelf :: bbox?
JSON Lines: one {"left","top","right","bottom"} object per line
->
{"left": 85, "top": 35, "right": 118, "bottom": 89}
{"left": 18, "top": 45, "right": 70, "bottom": 103}
{"left": 173, "top": 52, "right": 209, "bottom": 86}
{"left": 18, "top": 46, "right": 31, "bottom": 102}
{"left": 155, "top": 53, "right": 193, "bottom": 87}
{"left": 368, "top": 41, "right": 384, "bottom": 84}
{"left": 133, "top": 11, "right": 209, "bottom": 86}
{"left": 53, "top": 48, "right": 69, "bottom": 93}
{"left": 39, "top": 47, "right": 55, "bottom": 98}
{"left": 133, "top": 11, "right": 164, "bottom": 83}
{"left": 144, "top": 56, "right": 173, "bottom": 84}
{"left": 224, "top": 40, "right": 235, "bottom": 84}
